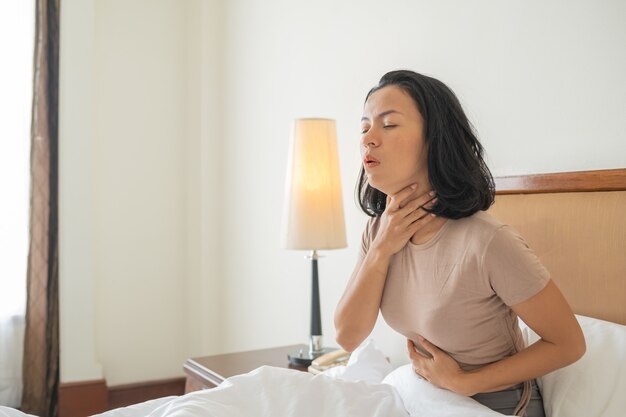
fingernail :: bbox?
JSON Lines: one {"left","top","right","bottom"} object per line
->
{"left": 411, "top": 184, "right": 417, "bottom": 189}
{"left": 429, "top": 191, "right": 435, "bottom": 196}
{"left": 430, "top": 213, "right": 436, "bottom": 217}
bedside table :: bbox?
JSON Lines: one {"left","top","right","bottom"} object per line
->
{"left": 183, "top": 344, "right": 309, "bottom": 393}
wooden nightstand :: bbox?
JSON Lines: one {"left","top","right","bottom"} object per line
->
{"left": 183, "top": 344, "right": 309, "bottom": 393}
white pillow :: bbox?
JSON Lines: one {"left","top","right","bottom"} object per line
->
{"left": 520, "top": 315, "right": 626, "bottom": 417}
{"left": 382, "top": 365, "right": 511, "bottom": 417}
{"left": 323, "top": 339, "right": 394, "bottom": 384}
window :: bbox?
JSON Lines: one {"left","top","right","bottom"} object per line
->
{"left": 0, "top": 0, "right": 33, "bottom": 319}
{"left": 0, "top": 0, "right": 35, "bottom": 408}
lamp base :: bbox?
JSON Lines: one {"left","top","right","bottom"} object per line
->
{"left": 287, "top": 346, "right": 337, "bottom": 367}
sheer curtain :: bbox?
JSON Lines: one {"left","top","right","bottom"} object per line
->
{"left": 0, "top": 0, "right": 35, "bottom": 408}
{"left": 20, "top": 0, "right": 60, "bottom": 415}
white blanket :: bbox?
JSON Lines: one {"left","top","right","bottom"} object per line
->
{"left": 142, "top": 366, "right": 408, "bottom": 417}
{"left": 0, "top": 367, "right": 512, "bottom": 417}
{"left": 0, "top": 341, "right": 509, "bottom": 417}
{"left": 89, "top": 364, "right": 506, "bottom": 417}
{"left": 100, "top": 340, "right": 508, "bottom": 417}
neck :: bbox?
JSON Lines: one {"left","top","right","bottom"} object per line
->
{"left": 411, "top": 216, "right": 447, "bottom": 245}
{"left": 384, "top": 176, "right": 445, "bottom": 244}
{"left": 387, "top": 174, "right": 430, "bottom": 198}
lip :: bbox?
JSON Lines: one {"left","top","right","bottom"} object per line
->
{"left": 363, "top": 154, "right": 380, "bottom": 168}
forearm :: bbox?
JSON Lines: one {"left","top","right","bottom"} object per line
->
{"left": 334, "top": 248, "right": 391, "bottom": 352}
{"left": 457, "top": 338, "right": 583, "bottom": 395}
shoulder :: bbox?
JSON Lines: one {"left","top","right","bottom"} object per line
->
{"left": 456, "top": 212, "right": 536, "bottom": 259}
{"left": 447, "top": 211, "right": 506, "bottom": 244}
{"left": 479, "top": 216, "right": 550, "bottom": 305}
{"left": 459, "top": 210, "right": 505, "bottom": 229}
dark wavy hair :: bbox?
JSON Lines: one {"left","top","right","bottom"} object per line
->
{"left": 357, "top": 70, "right": 495, "bottom": 219}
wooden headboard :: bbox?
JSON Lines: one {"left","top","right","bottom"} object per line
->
{"left": 489, "top": 168, "right": 626, "bottom": 325}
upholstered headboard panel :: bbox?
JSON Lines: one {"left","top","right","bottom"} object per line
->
{"left": 488, "top": 169, "right": 626, "bottom": 325}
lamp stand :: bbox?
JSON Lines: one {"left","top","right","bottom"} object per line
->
{"left": 288, "top": 250, "right": 335, "bottom": 366}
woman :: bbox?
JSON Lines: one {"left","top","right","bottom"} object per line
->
{"left": 334, "top": 70, "right": 585, "bottom": 416}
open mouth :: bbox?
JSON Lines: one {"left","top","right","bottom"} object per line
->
{"left": 364, "top": 155, "right": 380, "bottom": 168}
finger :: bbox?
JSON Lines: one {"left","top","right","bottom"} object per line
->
{"left": 422, "top": 194, "right": 437, "bottom": 209}
{"left": 407, "top": 338, "right": 418, "bottom": 353}
{"left": 407, "top": 339, "right": 417, "bottom": 358}
{"left": 416, "top": 189, "right": 437, "bottom": 207}
{"left": 407, "top": 339, "right": 421, "bottom": 360}
{"left": 400, "top": 209, "right": 430, "bottom": 230}
{"left": 388, "top": 184, "right": 418, "bottom": 210}
{"left": 408, "top": 211, "right": 436, "bottom": 231}
{"left": 396, "top": 192, "right": 436, "bottom": 218}
{"left": 418, "top": 336, "right": 440, "bottom": 356}
{"left": 403, "top": 197, "right": 437, "bottom": 221}
{"left": 405, "top": 191, "right": 436, "bottom": 212}
{"left": 407, "top": 339, "right": 429, "bottom": 360}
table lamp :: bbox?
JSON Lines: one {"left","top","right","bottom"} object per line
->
{"left": 281, "top": 118, "right": 347, "bottom": 366}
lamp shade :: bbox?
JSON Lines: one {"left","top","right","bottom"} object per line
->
{"left": 281, "top": 118, "right": 347, "bottom": 250}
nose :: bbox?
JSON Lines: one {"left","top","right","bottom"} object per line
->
{"left": 362, "top": 129, "right": 379, "bottom": 148}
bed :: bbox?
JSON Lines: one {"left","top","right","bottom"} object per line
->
{"left": 1, "top": 168, "right": 624, "bottom": 417}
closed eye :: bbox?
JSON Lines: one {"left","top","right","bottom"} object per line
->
{"left": 383, "top": 124, "right": 397, "bottom": 129}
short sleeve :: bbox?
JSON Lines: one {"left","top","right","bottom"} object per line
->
{"left": 484, "top": 226, "right": 550, "bottom": 306}
{"left": 355, "top": 216, "right": 381, "bottom": 265}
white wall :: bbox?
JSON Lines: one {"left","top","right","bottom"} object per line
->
{"left": 60, "top": 0, "right": 223, "bottom": 385}
{"left": 217, "top": 0, "right": 626, "bottom": 364}
{"left": 59, "top": 0, "right": 103, "bottom": 382}
{"left": 91, "top": 0, "right": 190, "bottom": 385}
{"left": 60, "top": 0, "right": 625, "bottom": 385}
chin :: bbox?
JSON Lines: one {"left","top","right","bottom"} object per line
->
{"left": 366, "top": 177, "right": 394, "bottom": 196}
{"left": 367, "top": 177, "right": 404, "bottom": 195}
{"left": 367, "top": 172, "right": 425, "bottom": 196}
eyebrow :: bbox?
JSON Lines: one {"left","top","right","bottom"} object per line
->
{"left": 360, "top": 109, "right": 402, "bottom": 122}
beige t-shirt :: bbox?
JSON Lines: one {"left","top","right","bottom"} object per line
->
{"left": 358, "top": 211, "right": 550, "bottom": 370}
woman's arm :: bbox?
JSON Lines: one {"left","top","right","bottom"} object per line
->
{"left": 334, "top": 245, "right": 393, "bottom": 352}
{"left": 460, "top": 279, "right": 585, "bottom": 394}
{"left": 409, "top": 280, "right": 586, "bottom": 396}
{"left": 335, "top": 184, "right": 436, "bottom": 352}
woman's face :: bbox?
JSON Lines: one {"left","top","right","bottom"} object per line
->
{"left": 360, "top": 85, "right": 428, "bottom": 195}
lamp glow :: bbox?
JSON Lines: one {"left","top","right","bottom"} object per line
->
{"left": 281, "top": 118, "right": 346, "bottom": 366}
